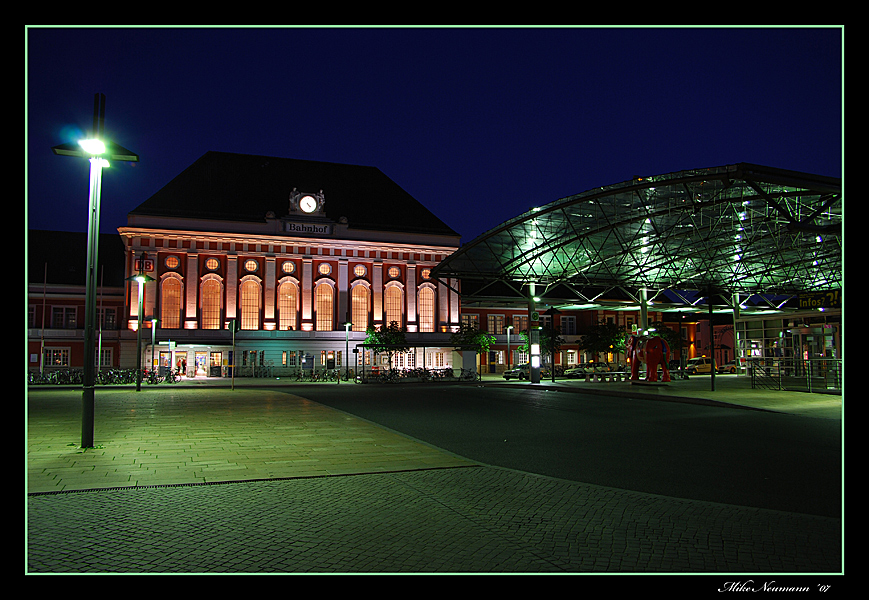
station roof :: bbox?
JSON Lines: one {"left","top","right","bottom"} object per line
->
{"left": 128, "top": 151, "right": 460, "bottom": 239}
{"left": 432, "top": 163, "right": 842, "bottom": 314}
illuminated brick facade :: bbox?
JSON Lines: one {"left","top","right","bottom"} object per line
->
{"left": 117, "top": 151, "right": 462, "bottom": 376}
{"left": 27, "top": 231, "right": 127, "bottom": 373}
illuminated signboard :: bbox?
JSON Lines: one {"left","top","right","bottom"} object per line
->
{"left": 285, "top": 221, "right": 332, "bottom": 235}
{"left": 134, "top": 258, "right": 154, "bottom": 272}
{"left": 798, "top": 290, "right": 840, "bottom": 310}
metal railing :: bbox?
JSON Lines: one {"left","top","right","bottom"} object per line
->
{"left": 748, "top": 358, "right": 842, "bottom": 393}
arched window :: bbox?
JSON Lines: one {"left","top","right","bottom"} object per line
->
{"left": 316, "top": 284, "right": 333, "bottom": 331}
{"left": 160, "top": 277, "right": 182, "bottom": 329}
{"left": 384, "top": 285, "right": 403, "bottom": 328}
{"left": 240, "top": 279, "right": 261, "bottom": 330}
{"left": 278, "top": 281, "right": 298, "bottom": 331}
{"left": 418, "top": 286, "right": 435, "bottom": 332}
{"left": 351, "top": 285, "right": 369, "bottom": 332}
{"left": 200, "top": 279, "right": 222, "bottom": 330}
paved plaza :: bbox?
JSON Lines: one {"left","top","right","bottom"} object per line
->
{"left": 26, "top": 376, "right": 843, "bottom": 575}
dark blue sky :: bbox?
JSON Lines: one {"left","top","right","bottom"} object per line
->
{"left": 26, "top": 26, "right": 843, "bottom": 244}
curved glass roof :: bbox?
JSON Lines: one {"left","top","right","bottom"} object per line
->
{"left": 432, "top": 163, "right": 841, "bottom": 304}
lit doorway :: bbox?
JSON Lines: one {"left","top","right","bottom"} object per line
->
{"left": 195, "top": 351, "right": 208, "bottom": 377}
{"left": 209, "top": 352, "right": 223, "bottom": 377}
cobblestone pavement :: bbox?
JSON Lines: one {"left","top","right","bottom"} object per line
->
{"left": 27, "top": 466, "right": 840, "bottom": 574}
{"left": 26, "top": 384, "right": 842, "bottom": 574}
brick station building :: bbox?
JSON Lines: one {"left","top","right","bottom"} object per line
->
{"left": 29, "top": 151, "right": 464, "bottom": 378}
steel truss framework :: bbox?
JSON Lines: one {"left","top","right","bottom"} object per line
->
{"left": 432, "top": 163, "right": 842, "bottom": 311}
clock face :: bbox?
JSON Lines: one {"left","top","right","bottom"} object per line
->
{"left": 299, "top": 195, "right": 317, "bottom": 213}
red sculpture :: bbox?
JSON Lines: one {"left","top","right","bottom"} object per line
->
{"left": 626, "top": 334, "right": 671, "bottom": 382}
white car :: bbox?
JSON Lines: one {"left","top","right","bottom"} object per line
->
{"left": 564, "top": 366, "right": 587, "bottom": 379}
{"left": 503, "top": 363, "right": 530, "bottom": 380}
{"left": 503, "top": 363, "right": 553, "bottom": 379}
{"left": 685, "top": 357, "right": 714, "bottom": 374}
{"left": 717, "top": 361, "right": 737, "bottom": 374}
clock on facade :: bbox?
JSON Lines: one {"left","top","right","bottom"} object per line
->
{"left": 289, "top": 189, "right": 326, "bottom": 215}
{"left": 299, "top": 195, "right": 318, "bottom": 213}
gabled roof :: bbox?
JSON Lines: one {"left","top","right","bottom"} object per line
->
{"left": 128, "top": 151, "right": 459, "bottom": 238}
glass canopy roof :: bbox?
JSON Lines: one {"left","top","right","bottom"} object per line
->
{"left": 432, "top": 163, "right": 842, "bottom": 309}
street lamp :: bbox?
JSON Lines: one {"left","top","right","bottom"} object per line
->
{"left": 51, "top": 93, "right": 138, "bottom": 448}
{"left": 530, "top": 298, "right": 540, "bottom": 384}
{"left": 126, "top": 252, "right": 154, "bottom": 391}
{"left": 149, "top": 317, "right": 160, "bottom": 383}
{"left": 345, "top": 319, "right": 353, "bottom": 380}
{"left": 505, "top": 325, "right": 513, "bottom": 371}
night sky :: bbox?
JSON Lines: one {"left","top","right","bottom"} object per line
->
{"left": 26, "top": 26, "right": 843, "bottom": 245}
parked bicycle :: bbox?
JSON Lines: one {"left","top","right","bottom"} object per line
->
{"left": 143, "top": 368, "right": 163, "bottom": 385}
{"left": 459, "top": 368, "right": 479, "bottom": 381}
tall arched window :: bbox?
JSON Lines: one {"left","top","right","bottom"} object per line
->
{"left": 240, "top": 279, "right": 261, "bottom": 330}
{"left": 200, "top": 279, "right": 222, "bottom": 330}
{"left": 418, "top": 286, "right": 435, "bottom": 332}
{"left": 160, "top": 277, "right": 182, "bottom": 329}
{"left": 351, "top": 285, "right": 369, "bottom": 332}
{"left": 384, "top": 285, "right": 402, "bottom": 328}
{"left": 278, "top": 281, "right": 298, "bottom": 330}
{"left": 315, "top": 284, "right": 333, "bottom": 331}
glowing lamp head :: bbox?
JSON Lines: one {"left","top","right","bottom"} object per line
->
{"left": 78, "top": 139, "right": 106, "bottom": 155}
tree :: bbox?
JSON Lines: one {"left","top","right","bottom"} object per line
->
{"left": 540, "top": 326, "right": 565, "bottom": 365}
{"left": 647, "top": 321, "right": 680, "bottom": 358}
{"left": 449, "top": 322, "right": 496, "bottom": 353}
{"left": 517, "top": 326, "right": 565, "bottom": 371}
{"left": 579, "top": 321, "right": 627, "bottom": 360}
{"left": 364, "top": 321, "right": 409, "bottom": 369}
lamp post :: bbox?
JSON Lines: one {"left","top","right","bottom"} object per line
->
{"left": 345, "top": 320, "right": 353, "bottom": 380}
{"left": 127, "top": 252, "right": 155, "bottom": 392}
{"left": 51, "top": 93, "right": 138, "bottom": 448}
{"left": 149, "top": 317, "right": 159, "bottom": 383}
{"left": 530, "top": 294, "right": 541, "bottom": 384}
{"left": 505, "top": 325, "right": 513, "bottom": 371}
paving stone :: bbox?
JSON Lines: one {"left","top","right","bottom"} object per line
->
{"left": 29, "top": 466, "right": 841, "bottom": 574}
{"left": 26, "top": 386, "right": 841, "bottom": 574}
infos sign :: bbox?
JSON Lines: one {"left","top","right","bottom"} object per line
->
{"left": 798, "top": 289, "right": 840, "bottom": 310}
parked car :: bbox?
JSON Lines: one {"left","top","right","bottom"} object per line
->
{"left": 717, "top": 361, "right": 737, "bottom": 374}
{"left": 564, "top": 366, "right": 587, "bottom": 379}
{"left": 503, "top": 363, "right": 552, "bottom": 379}
{"left": 685, "top": 357, "right": 714, "bottom": 374}
{"left": 563, "top": 362, "right": 611, "bottom": 378}
{"left": 503, "top": 363, "right": 530, "bottom": 380}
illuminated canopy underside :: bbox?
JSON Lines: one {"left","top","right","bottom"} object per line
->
{"left": 432, "top": 164, "right": 842, "bottom": 309}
